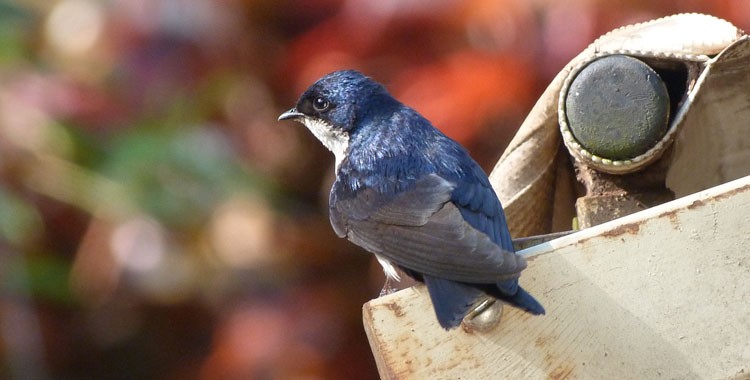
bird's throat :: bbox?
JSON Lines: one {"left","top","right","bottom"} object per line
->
{"left": 299, "top": 116, "right": 350, "bottom": 170}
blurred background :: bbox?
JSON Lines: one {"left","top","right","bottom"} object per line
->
{"left": 0, "top": 0, "right": 747, "bottom": 379}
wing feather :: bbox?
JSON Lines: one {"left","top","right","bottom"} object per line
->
{"left": 331, "top": 174, "right": 526, "bottom": 284}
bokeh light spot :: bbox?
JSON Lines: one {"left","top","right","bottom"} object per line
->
{"left": 45, "top": 0, "right": 104, "bottom": 56}
{"left": 110, "top": 215, "right": 166, "bottom": 273}
{"left": 210, "top": 196, "right": 275, "bottom": 269}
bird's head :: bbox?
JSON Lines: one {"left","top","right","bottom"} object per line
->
{"left": 279, "top": 70, "right": 390, "bottom": 167}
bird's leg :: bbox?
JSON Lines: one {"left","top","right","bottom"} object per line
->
{"left": 375, "top": 255, "right": 401, "bottom": 297}
{"left": 379, "top": 277, "right": 396, "bottom": 297}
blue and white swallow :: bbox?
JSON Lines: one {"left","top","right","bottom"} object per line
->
{"left": 279, "top": 70, "right": 544, "bottom": 329}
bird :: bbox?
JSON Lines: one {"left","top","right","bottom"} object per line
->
{"left": 279, "top": 70, "right": 544, "bottom": 330}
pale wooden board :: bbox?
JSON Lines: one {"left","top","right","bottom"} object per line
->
{"left": 363, "top": 175, "right": 750, "bottom": 380}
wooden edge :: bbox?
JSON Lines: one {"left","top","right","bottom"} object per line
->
{"left": 363, "top": 175, "right": 750, "bottom": 379}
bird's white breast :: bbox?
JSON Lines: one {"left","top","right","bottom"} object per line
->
{"left": 298, "top": 116, "right": 349, "bottom": 170}
{"left": 298, "top": 116, "right": 400, "bottom": 281}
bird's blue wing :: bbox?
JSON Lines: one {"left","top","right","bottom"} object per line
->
{"left": 449, "top": 164, "right": 545, "bottom": 316}
{"left": 451, "top": 164, "right": 515, "bottom": 252}
{"left": 330, "top": 173, "right": 526, "bottom": 284}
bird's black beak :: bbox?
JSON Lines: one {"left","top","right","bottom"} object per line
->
{"left": 278, "top": 108, "right": 304, "bottom": 121}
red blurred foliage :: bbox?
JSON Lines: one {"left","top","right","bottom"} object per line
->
{"left": 391, "top": 50, "right": 534, "bottom": 143}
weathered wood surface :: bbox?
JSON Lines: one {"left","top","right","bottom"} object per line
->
{"left": 363, "top": 175, "right": 750, "bottom": 380}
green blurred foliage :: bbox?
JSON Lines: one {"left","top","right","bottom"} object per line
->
{"left": 2, "top": 253, "right": 74, "bottom": 304}
{"left": 103, "top": 127, "right": 255, "bottom": 228}
{"left": 0, "top": 1, "right": 33, "bottom": 64}
{"left": 0, "top": 185, "right": 43, "bottom": 246}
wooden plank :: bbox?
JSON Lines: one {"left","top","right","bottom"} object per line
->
{"left": 363, "top": 175, "right": 750, "bottom": 380}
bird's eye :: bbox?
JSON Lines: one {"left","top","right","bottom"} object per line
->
{"left": 312, "top": 96, "right": 330, "bottom": 112}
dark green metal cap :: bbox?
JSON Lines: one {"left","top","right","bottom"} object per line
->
{"left": 564, "top": 55, "right": 670, "bottom": 161}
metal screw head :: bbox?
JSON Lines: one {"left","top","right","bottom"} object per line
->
{"left": 462, "top": 298, "right": 503, "bottom": 333}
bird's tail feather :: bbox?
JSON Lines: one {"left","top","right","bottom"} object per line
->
{"left": 483, "top": 280, "right": 546, "bottom": 315}
{"left": 507, "top": 285, "right": 545, "bottom": 315}
{"left": 422, "top": 276, "right": 545, "bottom": 330}
{"left": 423, "top": 275, "right": 484, "bottom": 330}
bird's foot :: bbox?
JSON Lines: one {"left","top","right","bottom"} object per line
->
{"left": 379, "top": 277, "right": 396, "bottom": 297}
